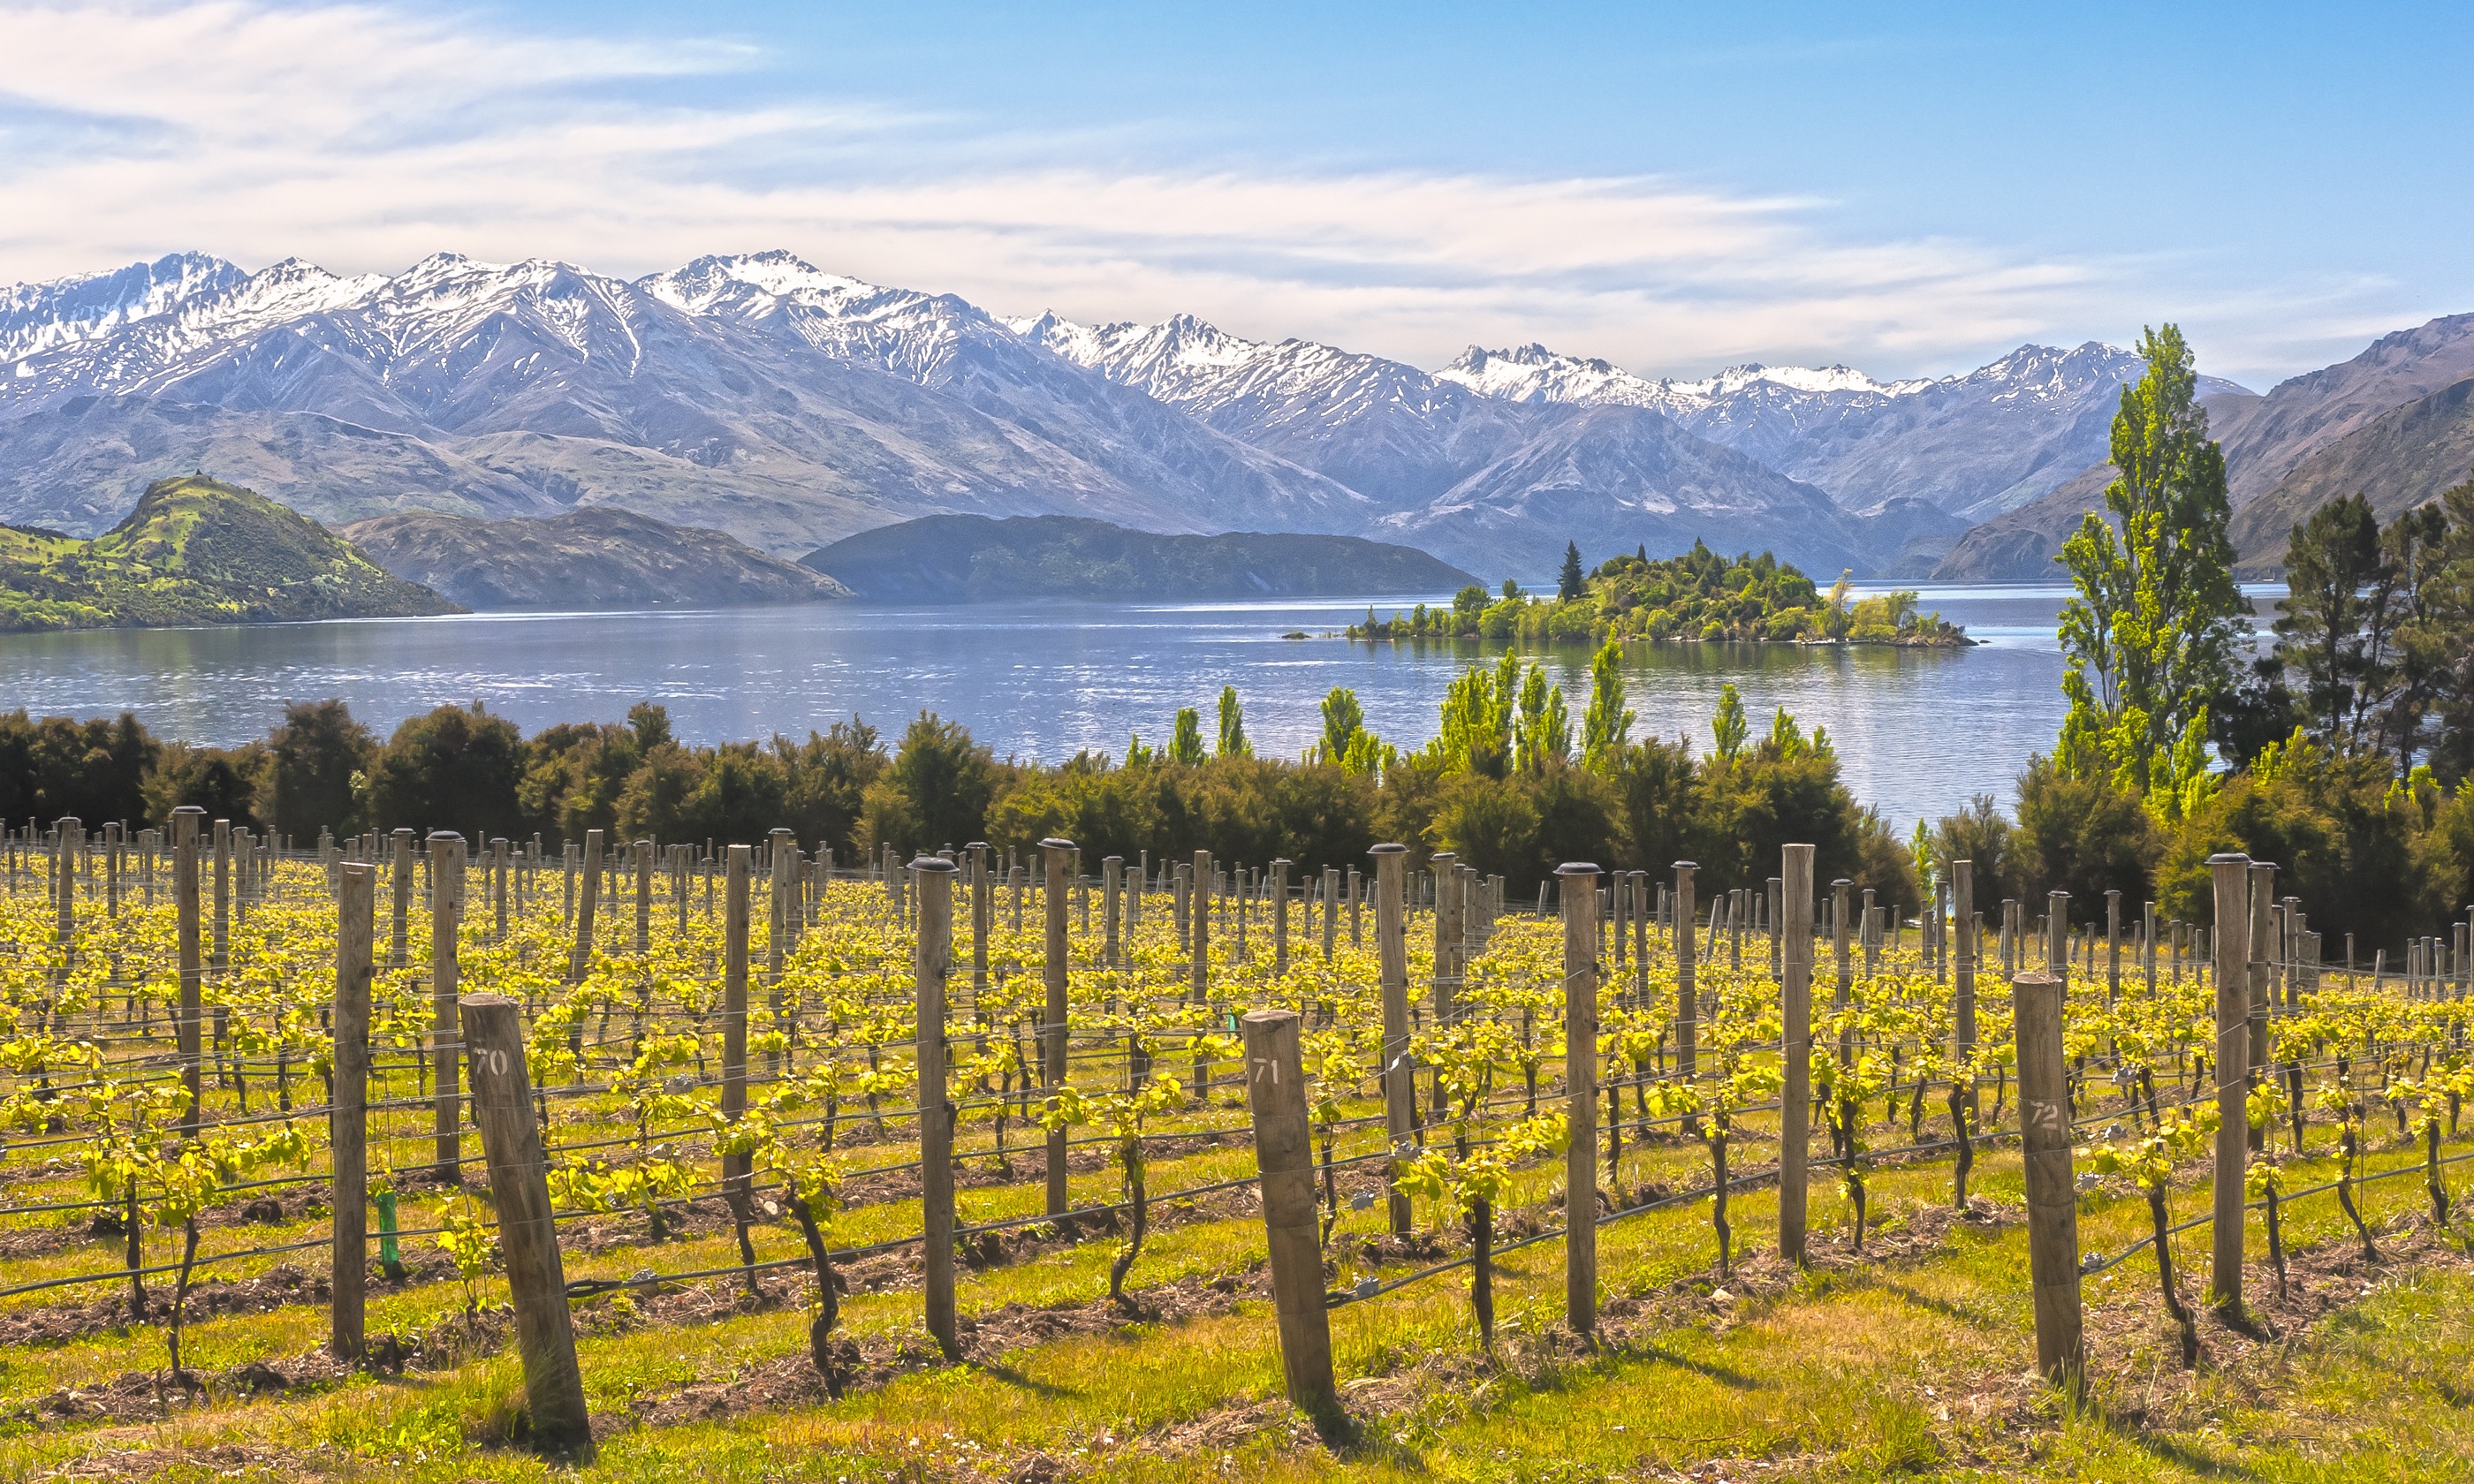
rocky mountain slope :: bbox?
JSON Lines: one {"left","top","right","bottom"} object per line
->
{"left": 1933, "top": 315, "right": 2474, "bottom": 578}
{"left": 803, "top": 514, "right": 1474, "bottom": 602}
{"left": 2227, "top": 375, "right": 2474, "bottom": 564}
{"left": 340, "top": 507, "right": 850, "bottom": 610}
{"left": 0, "top": 474, "right": 458, "bottom": 630}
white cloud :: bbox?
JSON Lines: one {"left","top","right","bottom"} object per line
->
{"left": 0, "top": 0, "right": 2380, "bottom": 382}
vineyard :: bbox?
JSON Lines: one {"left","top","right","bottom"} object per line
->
{"left": 3, "top": 813, "right": 2472, "bottom": 1483}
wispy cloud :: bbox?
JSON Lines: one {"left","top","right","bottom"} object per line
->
{"left": 0, "top": 0, "right": 2379, "bottom": 382}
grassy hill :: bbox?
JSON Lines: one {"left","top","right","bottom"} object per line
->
{"left": 339, "top": 506, "right": 850, "bottom": 610}
{"left": 0, "top": 474, "right": 460, "bottom": 632}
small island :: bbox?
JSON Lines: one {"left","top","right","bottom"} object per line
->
{"left": 0, "top": 475, "right": 459, "bottom": 632}
{"left": 1347, "top": 541, "right": 1968, "bottom": 646}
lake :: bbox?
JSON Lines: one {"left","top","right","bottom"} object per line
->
{"left": 0, "top": 582, "right": 2161, "bottom": 832}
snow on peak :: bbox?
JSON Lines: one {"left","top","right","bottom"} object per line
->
{"left": 0, "top": 252, "right": 248, "bottom": 360}
{"left": 1436, "top": 343, "right": 1673, "bottom": 408}
{"left": 641, "top": 252, "right": 884, "bottom": 316}
{"left": 1675, "top": 362, "right": 1931, "bottom": 398}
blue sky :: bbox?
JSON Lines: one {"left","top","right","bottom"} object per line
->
{"left": 3, "top": 0, "right": 2468, "bottom": 386}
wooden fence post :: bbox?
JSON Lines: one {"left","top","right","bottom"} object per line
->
{"left": 1779, "top": 844, "right": 1815, "bottom": 1264}
{"left": 2012, "top": 970, "right": 2083, "bottom": 1393}
{"left": 1952, "top": 859, "right": 1979, "bottom": 1208}
{"left": 173, "top": 807, "right": 204, "bottom": 1136}
{"left": 635, "top": 838, "right": 654, "bottom": 956}
{"left": 1042, "top": 837, "right": 1074, "bottom": 1218}
{"left": 1558, "top": 861, "right": 1600, "bottom": 1336}
{"left": 461, "top": 994, "right": 594, "bottom": 1461}
{"left": 332, "top": 863, "right": 375, "bottom": 1359}
{"left": 1191, "top": 849, "right": 1212, "bottom": 1099}
{"left": 724, "top": 841, "right": 750, "bottom": 1176}
{"left": 570, "top": 829, "right": 603, "bottom": 985}
{"left": 2208, "top": 853, "right": 2252, "bottom": 1314}
{"left": 1271, "top": 858, "right": 1292, "bottom": 978}
{"left": 390, "top": 828, "right": 413, "bottom": 968}
{"left": 213, "top": 819, "right": 231, "bottom": 977}
{"left": 429, "top": 832, "right": 465, "bottom": 1180}
{"left": 1430, "top": 852, "right": 1460, "bottom": 1121}
{"left": 1241, "top": 1008, "right": 1338, "bottom": 1413}
{"left": 1673, "top": 862, "right": 1698, "bottom": 1117}
{"left": 914, "top": 854, "right": 960, "bottom": 1359}
{"left": 2246, "top": 862, "right": 2276, "bottom": 1154}
{"left": 968, "top": 842, "right": 991, "bottom": 993}
{"left": 1103, "top": 854, "right": 1123, "bottom": 968}
{"left": 1371, "top": 843, "right": 1412, "bottom": 1236}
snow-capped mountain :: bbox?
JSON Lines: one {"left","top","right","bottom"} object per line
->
{"left": 0, "top": 252, "right": 251, "bottom": 363}
{"left": 1438, "top": 340, "right": 2249, "bottom": 521}
{"left": 1006, "top": 307, "right": 1964, "bottom": 575}
{"left": 3, "top": 247, "right": 2307, "bottom": 580}
{"left": 0, "top": 251, "right": 1362, "bottom": 552}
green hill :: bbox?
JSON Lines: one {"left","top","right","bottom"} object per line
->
{"left": 0, "top": 474, "right": 461, "bottom": 632}
{"left": 802, "top": 514, "right": 1475, "bottom": 602}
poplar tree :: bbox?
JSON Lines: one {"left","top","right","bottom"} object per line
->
{"left": 1581, "top": 638, "right": 1635, "bottom": 772}
{"left": 1214, "top": 686, "right": 1250, "bottom": 759}
{"left": 2054, "top": 324, "right": 2246, "bottom": 817}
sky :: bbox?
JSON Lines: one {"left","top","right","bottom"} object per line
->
{"left": 2, "top": 0, "right": 2469, "bottom": 389}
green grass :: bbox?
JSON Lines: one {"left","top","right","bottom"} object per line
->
{"left": 5, "top": 1124, "right": 2471, "bottom": 1483}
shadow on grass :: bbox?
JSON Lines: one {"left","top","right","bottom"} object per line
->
{"left": 1872, "top": 1278, "right": 1992, "bottom": 1324}
{"left": 975, "top": 1362, "right": 1071, "bottom": 1399}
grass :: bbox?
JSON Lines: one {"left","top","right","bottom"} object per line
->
{"left": 5, "top": 1124, "right": 2471, "bottom": 1483}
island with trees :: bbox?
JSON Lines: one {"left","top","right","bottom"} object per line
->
{"left": 1346, "top": 540, "right": 1968, "bottom": 647}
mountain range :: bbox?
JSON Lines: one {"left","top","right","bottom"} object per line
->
{"left": 6, "top": 249, "right": 2472, "bottom": 584}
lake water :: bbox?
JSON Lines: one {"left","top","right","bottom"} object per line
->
{"left": 0, "top": 581, "right": 2126, "bottom": 832}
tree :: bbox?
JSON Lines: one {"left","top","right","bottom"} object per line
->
{"left": 260, "top": 700, "right": 372, "bottom": 838}
{"left": 1580, "top": 638, "right": 1634, "bottom": 773}
{"left": 1710, "top": 683, "right": 1748, "bottom": 763}
{"left": 1215, "top": 686, "right": 1250, "bottom": 759}
{"left": 2011, "top": 753, "right": 2161, "bottom": 905}
{"left": 361, "top": 704, "right": 526, "bottom": 838}
{"left": 1167, "top": 708, "right": 1206, "bottom": 766}
{"left": 0, "top": 710, "right": 157, "bottom": 825}
{"left": 2428, "top": 478, "right": 2474, "bottom": 784}
{"left": 2276, "top": 494, "right": 2389, "bottom": 746}
{"left": 1512, "top": 662, "right": 1569, "bottom": 774}
{"left": 778, "top": 718, "right": 886, "bottom": 857}
{"left": 861, "top": 712, "right": 996, "bottom": 854}
{"left": 2055, "top": 324, "right": 2247, "bottom": 818}
{"left": 1318, "top": 687, "right": 1365, "bottom": 764}
{"left": 1425, "top": 652, "right": 1518, "bottom": 778}
{"left": 1929, "top": 793, "right": 2021, "bottom": 906}
{"left": 1557, "top": 541, "right": 1586, "bottom": 602}
{"left": 141, "top": 744, "right": 261, "bottom": 829}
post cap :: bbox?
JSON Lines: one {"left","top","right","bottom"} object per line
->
{"left": 1556, "top": 862, "right": 1600, "bottom": 876}
{"left": 2206, "top": 852, "right": 2251, "bottom": 867}
{"left": 1271, "top": 858, "right": 1292, "bottom": 868}
{"left": 1369, "top": 843, "right": 1407, "bottom": 856}
{"left": 1672, "top": 860, "right": 1697, "bottom": 872}
{"left": 909, "top": 855, "right": 959, "bottom": 874}
{"left": 1040, "top": 837, "right": 1074, "bottom": 852}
